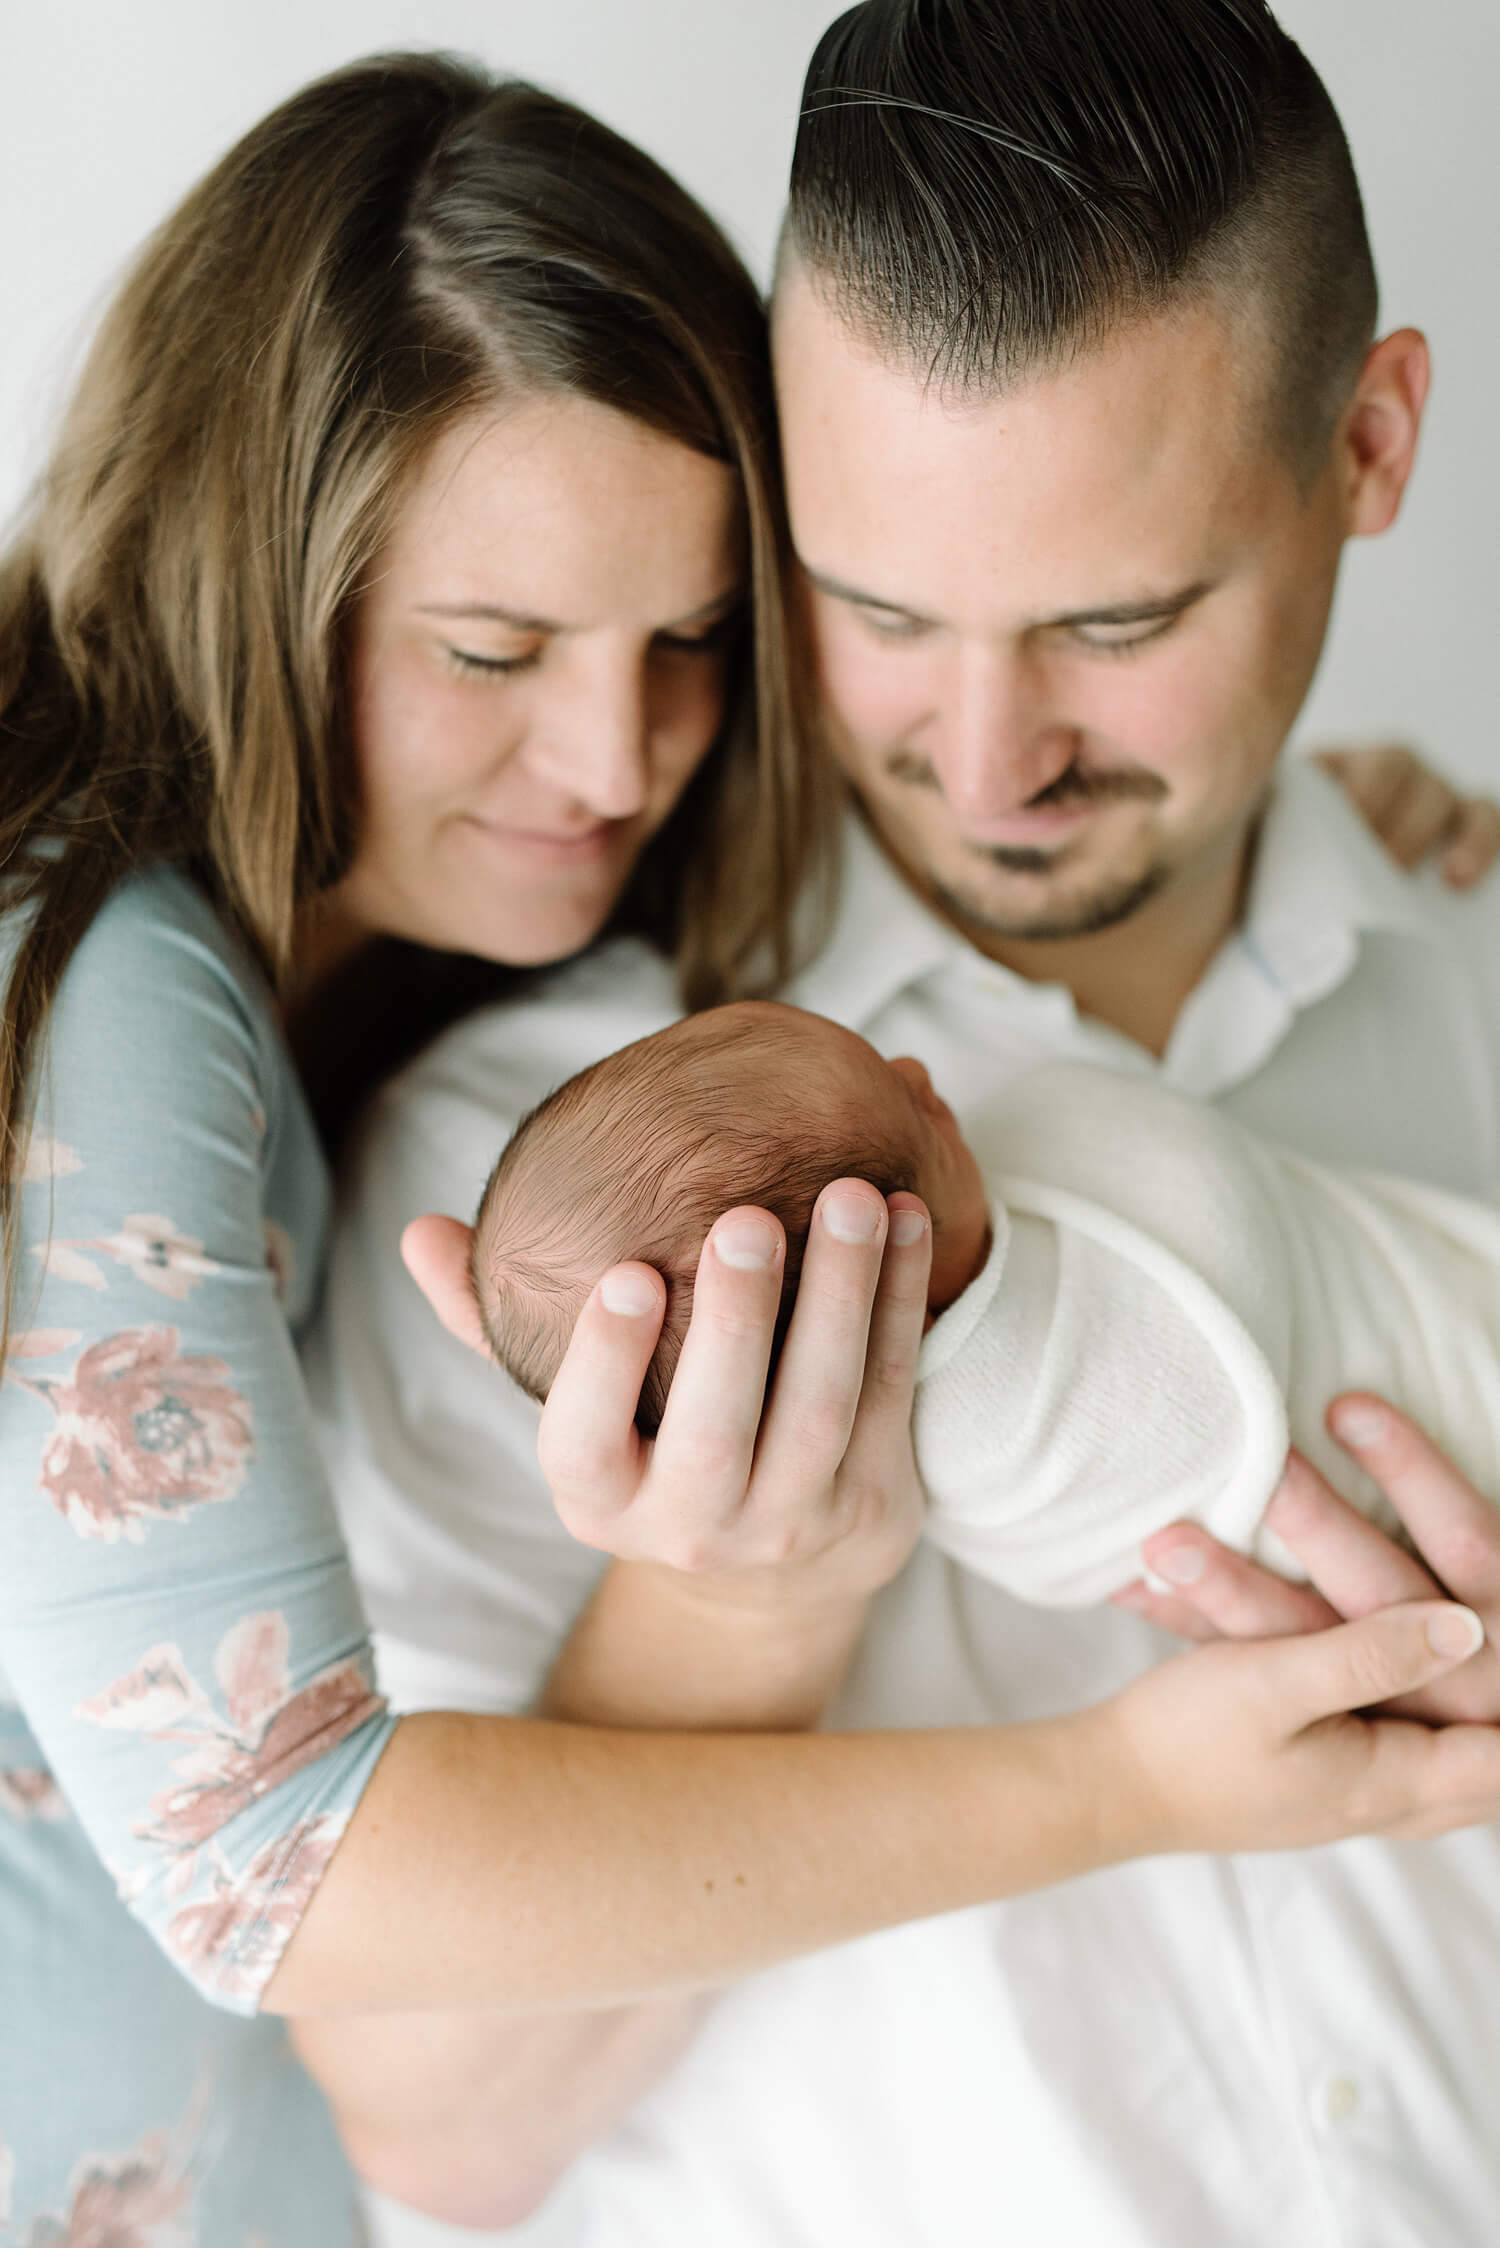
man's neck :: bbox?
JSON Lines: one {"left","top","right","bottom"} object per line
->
{"left": 980, "top": 821, "right": 1258, "bottom": 1058}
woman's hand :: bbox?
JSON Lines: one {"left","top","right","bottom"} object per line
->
{"left": 1314, "top": 742, "right": 1500, "bottom": 888}
{"left": 1098, "top": 1594, "right": 1500, "bottom": 1856}
{"left": 404, "top": 1184, "right": 933, "bottom": 1610}
{"left": 1113, "top": 1398, "right": 1500, "bottom": 1724}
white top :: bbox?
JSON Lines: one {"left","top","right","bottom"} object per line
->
{"left": 915, "top": 1061, "right": 1500, "bottom": 1604}
{"left": 311, "top": 756, "right": 1500, "bottom": 2248}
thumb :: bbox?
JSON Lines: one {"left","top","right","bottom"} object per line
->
{"left": 401, "top": 1214, "right": 490, "bottom": 1357}
{"left": 1278, "top": 1600, "right": 1485, "bottom": 1725}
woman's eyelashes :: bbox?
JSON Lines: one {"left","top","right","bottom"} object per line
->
{"left": 446, "top": 643, "right": 541, "bottom": 677}
{"left": 445, "top": 611, "right": 739, "bottom": 679}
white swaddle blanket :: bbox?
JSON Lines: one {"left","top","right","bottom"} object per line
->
{"left": 915, "top": 1062, "right": 1500, "bottom": 1605}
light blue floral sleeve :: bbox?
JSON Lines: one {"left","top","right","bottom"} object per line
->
{"left": 0, "top": 866, "right": 396, "bottom": 2241}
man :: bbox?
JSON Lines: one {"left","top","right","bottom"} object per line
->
{"left": 308, "top": 4, "right": 1500, "bottom": 2240}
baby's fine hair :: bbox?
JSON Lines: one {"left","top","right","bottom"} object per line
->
{"left": 472, "top": 1003, "right": 921, "bottom": 1432}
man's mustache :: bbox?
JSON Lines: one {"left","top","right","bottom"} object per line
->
{"left": 884, "top": 748, "right": 1168, "bottom": 816}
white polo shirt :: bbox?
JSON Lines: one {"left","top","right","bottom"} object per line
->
{"left": 311, "top": 755, "right": 1500, "bottom": 2248}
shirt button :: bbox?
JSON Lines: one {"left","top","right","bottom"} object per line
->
{"left": 1324, "top": 2075, "right": 1361, "bottom": 2125}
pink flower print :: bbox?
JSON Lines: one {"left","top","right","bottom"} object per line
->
{"left": 77, "top": 1614, "right": 384, "bottom": 1887}
{"left": 20, "top": 1133, "right": 82, "bottom": 1183}
{"left": 167, "top": 1812, "right": 351, "bottom": 2002}
{"left": 6, "top": 1327, "right": 82, "bottom": 1360}
{"left": 0, "top": 1765, "right": 68, "bottom": 1822}
{"left": 21, "top": 1326, "right": 252, "bottom": 1540}
{"left": 18, "top": 2127, "right": 195, "bottom": 2248}
{"left": 30, "top": 1213, "right": 217, "bottom": 1302}
{"left": 103, "top": 1216, "right": 217, "bottom": 1302}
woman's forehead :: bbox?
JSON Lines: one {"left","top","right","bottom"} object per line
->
{"left": 380, "top": 398, "right": 742, "bottom": 625}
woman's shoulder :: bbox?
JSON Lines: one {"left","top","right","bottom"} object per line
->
{"left": 64, "top": 862, "right": 267, "bottom": 1001}
{"left": 32, "top": 862, "right": 279, "bottom": 1073}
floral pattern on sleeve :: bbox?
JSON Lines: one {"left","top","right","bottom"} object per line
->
{"left": 77, "top": 1612, "right": 382, "bottom": 1892}
{"left": 29, "top": 1214, "right": 218, "bottom": 1302}
{"left": 5, "top": 1326, "right": 253, "bottom": 1541}
{"left": 165, "top": 1811, "right": 352, "bottom": 2003}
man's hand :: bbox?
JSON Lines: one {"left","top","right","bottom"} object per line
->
{"left": 1114, "top": 1397, "right": 1500, "bottom": 1722}
{"left": 1315, "top": 742, "right": 1500, "bottom": 889}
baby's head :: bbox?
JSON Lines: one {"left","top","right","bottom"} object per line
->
{"left": 471, "top": 1001, "right": 988, "bottom": 1432}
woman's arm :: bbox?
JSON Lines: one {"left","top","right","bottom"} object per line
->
{"left": 284, "top": 1227, "right": 1500, "bottom": 2221}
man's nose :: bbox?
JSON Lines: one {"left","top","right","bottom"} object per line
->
{"left": 927, "top": 643, "right": 1077, "bottom": 822}
{"left": 524, "top": 647, "right": 652, "bottom": 819}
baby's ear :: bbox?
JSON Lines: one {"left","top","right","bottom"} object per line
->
{"left": 401, "top": 1215, "right": 492, "bottom": 1358}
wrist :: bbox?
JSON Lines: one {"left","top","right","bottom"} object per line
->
{"left": 1049, "top": 1696, "right": 1166, "bottom": 1871}
{"left": 542, "top": 1560, "right": 868, "bottom": 1732}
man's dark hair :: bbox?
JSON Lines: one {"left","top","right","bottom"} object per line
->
{"left": 784, "top": 0, "right": 1378, "bottom": 469}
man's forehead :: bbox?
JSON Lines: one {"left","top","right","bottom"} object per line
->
{"left": 774, "top": 265, "right": 1278, "bottom": 614}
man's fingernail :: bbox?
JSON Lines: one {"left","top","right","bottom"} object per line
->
{"left": 890, "top": 1209, "right": 928, "bottom": 1248}
{"left": 1332, "top": 1402, "right": 1387, "bottom": 1447}
{"left": 1154, "top": 1545, "right": 1207, "bottom": 1587}
{"left": 600, "top": 1270, "right": 658, "bottom": 1316}
{"left": 822, "top": 1191, "right": 882, "bottom": 1244}
{"left": 1427, "top": 1606, "right": 1485, "bottom": 1660}
{"left": 713, "top": 1218, "right": 779, "bottom": 1271}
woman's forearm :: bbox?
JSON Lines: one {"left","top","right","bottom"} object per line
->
{"left": 266, "top": 1706, "right": 1104, "bottom": 2018}
{"left": 266, "top": 1593, "right": 1500, "bottom": 2020}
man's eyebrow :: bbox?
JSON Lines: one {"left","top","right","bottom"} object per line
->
{"left": 1044, "top": 582, "right": 1215, "bottom": 630}
{"left": 802, "top": 567, "right": 1215, "bottom": 631}
{"left": 803, "top": 568, "right": 934, "bottom": 622}
{"left": 415, "top": 586, "right": 746, "bottom": 635}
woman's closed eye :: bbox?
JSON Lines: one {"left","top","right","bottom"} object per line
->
{"left": 445, "top": 642, "right": 543, "bottom": 678}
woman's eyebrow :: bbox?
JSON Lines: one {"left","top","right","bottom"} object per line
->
{"left": 416, "top": 585, "right": 746, "bottom": 634}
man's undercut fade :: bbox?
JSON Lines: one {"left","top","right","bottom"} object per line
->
{"left": 785, "top": 0, "right": 1378, "bottom": 470}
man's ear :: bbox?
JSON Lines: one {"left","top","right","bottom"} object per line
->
{"left": 401, "top": 1214, "right": 491, "bottom": 1358}
{"left": 1339, "top": 328, "right": 1431, "bottom": 539}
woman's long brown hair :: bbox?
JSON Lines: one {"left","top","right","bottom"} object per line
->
{"left": 0, "top": 53, "right": 839, "bottom": 1370}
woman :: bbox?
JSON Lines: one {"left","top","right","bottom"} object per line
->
{"left": 0, "top": 52, "right": 1493, "bottom": 2244}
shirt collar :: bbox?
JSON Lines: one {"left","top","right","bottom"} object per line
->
{"left": 1237, "top": 750, "right": 1432, "bottom": 993}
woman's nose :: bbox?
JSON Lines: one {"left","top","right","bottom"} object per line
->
{"left": 524, "top": 648, "right": 652, "bottom": 818}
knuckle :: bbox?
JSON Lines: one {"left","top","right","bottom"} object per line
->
{"left": 1430, "top": 1525, "right": 1499, "bottom": 1590}
{"left": 783, "top": 1392, "right": 856, "bottom": 1464}
{"left": 674, "top": 1430, "right": 750, "bottom": 1495}
{"left": 863, "top": 1336, "right": 920, "bottom": 1400}
{"left": 1344, "top": 1631, "right": 1408, "bottom": 1707}
{"left": 537, "top": 1428, "right": 610, "bottom": 1497}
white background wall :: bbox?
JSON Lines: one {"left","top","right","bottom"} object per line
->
{"left": 3, "top": 2, "right": 1495, "bottom": 779}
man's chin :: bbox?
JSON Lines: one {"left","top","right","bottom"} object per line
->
{"left": 930, "top": 862, "right": 1168, "bottom": 946}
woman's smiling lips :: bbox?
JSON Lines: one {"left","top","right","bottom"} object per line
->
{"left": 463, "top": 815, "right": 620, "bottom": 867}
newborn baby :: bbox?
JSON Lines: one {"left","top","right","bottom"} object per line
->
{"left": 472, "top": 1000, "right": 1500, "bottom": 1604}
